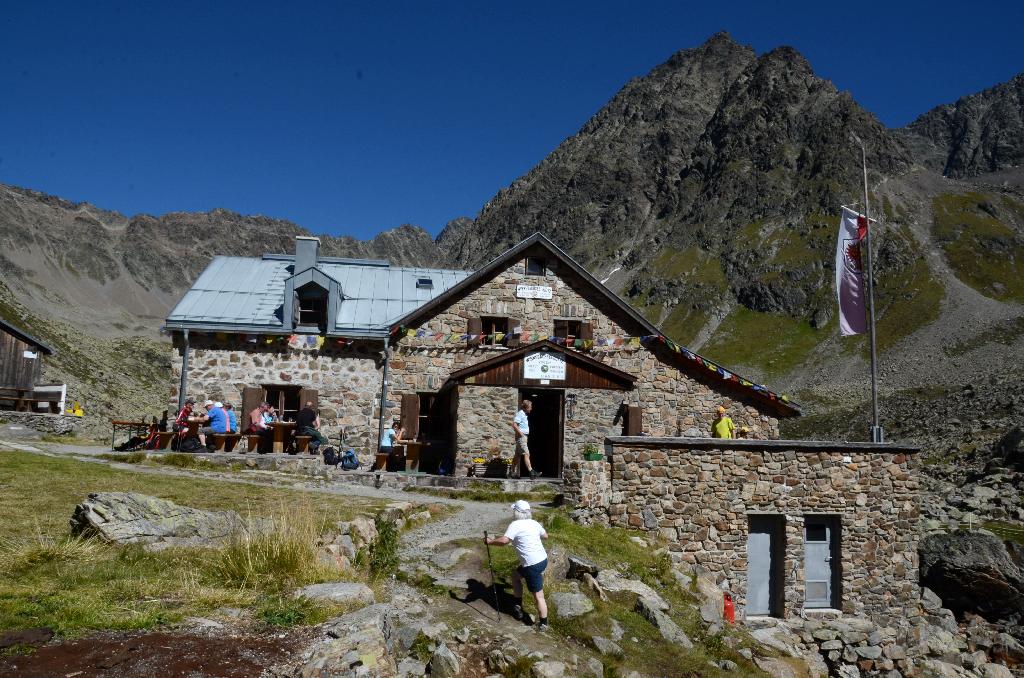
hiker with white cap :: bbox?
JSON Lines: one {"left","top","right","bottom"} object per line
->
{"left": 199, "top": 400, "right": 228, "bottom": 451}
{"left": 485, "top": 499, "right": 550, "bottom": 630}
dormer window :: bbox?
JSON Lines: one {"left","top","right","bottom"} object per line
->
{"left": 416, "top": 277, "right": 434, "bottom": 289}
{"left": 525, "top": 257, "right": 547, "bottom": 276}
{"left": 295, "top": 283, "right": 328, "bottom": 333}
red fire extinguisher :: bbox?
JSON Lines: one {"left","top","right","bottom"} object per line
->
{"left": 723, "top": 592, "right": 735, "bottom": 624}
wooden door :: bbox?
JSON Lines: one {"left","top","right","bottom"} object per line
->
{"left": 241, "top": 386, "right": 264, "bottom": 431}
{"left": 401, "top": 393, "right": 420, "bottom": 439}
{"left": 299, "top": 388, "right": 318, "bottom": 410}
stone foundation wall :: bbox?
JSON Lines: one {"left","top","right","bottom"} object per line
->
{"left": 170, "top": 339, "right": 385, "bottom": 465}
{"left": 0, "top": 411, "right": 80, "bottom": 435}
{"left": 569, "top": 437, "right": 921, "bottom": 624}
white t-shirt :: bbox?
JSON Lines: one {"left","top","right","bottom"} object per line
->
{"left": 514, "top": 409, "right": 530, "bottom": 436}
{"left": 504, "top": 518, "right": 547, "bottom": 567}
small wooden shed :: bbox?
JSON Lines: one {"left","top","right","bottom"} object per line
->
{"left": 0, "top": 318, "right": 55, "bottom": 390}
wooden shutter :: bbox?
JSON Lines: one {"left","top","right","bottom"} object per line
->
{"left": 241, "top": 387, "right": 264, "bottom": 429}
{"left": 299, "top": 388, "right": 318, "bottom": 410}
{"left": 506, "top": 318, "right": 521, "bottom": 348}
{"left": 401, "top": 393, "right": 420, "bottom": 438}
{"left": 626, "top": 405, "right": 643, "bottom": 436}
{"left": 467, "top": 317, "right": 482, "bottom": 347}
{"left": 579, "top": 322, "right": 593, "bottom": 342}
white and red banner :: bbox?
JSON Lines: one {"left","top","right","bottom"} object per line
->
{"left": 836, "top": 207, "right": 869, "bottom": 336}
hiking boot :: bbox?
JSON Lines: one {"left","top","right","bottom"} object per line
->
{"left": 536, "top": 619, "right": 549, "bottom": 632}
{"left": 511, "top": 604, "right": 524, "bottom": 621}
{"left": 530, "top": 470, "right": 539, "bottom": 479}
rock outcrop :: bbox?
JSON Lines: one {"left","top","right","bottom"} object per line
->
{"left": 69, "top": 492, "right": 268, "bottom": 549}
{"left": 919, "top": 531, "right": 1024, "bottom": 625}
{"left": 902, "top": 73, "right": 1024, "bottom": 178}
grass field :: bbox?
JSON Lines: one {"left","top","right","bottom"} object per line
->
{"left": 0, "top": 450, "right": 384, "bottom": 635}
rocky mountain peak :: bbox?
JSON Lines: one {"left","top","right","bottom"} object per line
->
{"left": 902, "top": 70, "right": 1024, "bottom": 177}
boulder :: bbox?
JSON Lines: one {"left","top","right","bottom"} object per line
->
{"left": 531, "top": 661, "right": 566, "bottom": 678}
{"left": 397, "top": 657, "right": 426, "bottom": 677}
{"left": 634, "top": 597, "right": 692, "bottom": 648}
{"left": 567, "top": 555, "right": 600, "bottom": 580}
{"left": 919, "top": 531, "right": 1024, "bottom": 624}
{"left": 980, "top": 664, "right": 1014, "bottom": 678}
{"left": 428, "top": 643, "right": 460, "bottom": 678}
{"left": 596, "top": 570, "right": 668, "bottom": 610}
{"left": 292, "top": 582, "right": 375, "bottom": 607}
{"left": 69, "top": 492, "right": 268, "bottom": 549}
{"left": 550, "top": 592, "right": 594, "bottom": 619}
{"left": 430, "top": 547, "right": 473, "bottom": 571}
{"left": 298, "top": 625, "right": 395, "bottom": 677}
{"left": 591, "top": 636, "right": 623, "bottom": 656}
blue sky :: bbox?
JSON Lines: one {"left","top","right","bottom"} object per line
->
{"left": 2, "top": 1, "right": 1021, "bottom": 239}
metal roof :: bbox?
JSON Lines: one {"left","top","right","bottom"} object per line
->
{"left": 165, "top": 256, "right": 472, "bottom": 336}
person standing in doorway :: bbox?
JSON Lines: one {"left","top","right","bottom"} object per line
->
{"left": 512, "top": 399, "right": 538, "bottom": 479}
{"left": 711, "top": 405, "right": 735, "bottom": 439}
{"left": 485, "top": 499, "right": 549, "bottom": 630}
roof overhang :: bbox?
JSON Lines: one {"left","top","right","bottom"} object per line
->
{"left": 0, "top": 318, "right": 56, "bottom": 355}
{"left": 448, "top": 339, "right": 637, "bottom": 389}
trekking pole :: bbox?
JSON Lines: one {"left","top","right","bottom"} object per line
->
{"left": 483, "top": 531, "right": 501, "bottom": 621}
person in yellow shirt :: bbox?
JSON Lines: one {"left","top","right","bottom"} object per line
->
{"left": 712, "top": 405, "right": 735, "bottom": 439}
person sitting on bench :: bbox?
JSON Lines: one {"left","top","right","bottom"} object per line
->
{"left": 248, "top": 402, "right": 273, "bottom": 453}
{"left": 296, "top": 401, "right": 327, "bottom": 452}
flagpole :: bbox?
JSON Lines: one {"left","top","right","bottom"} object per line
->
{"left": 858, "top": 140, "right": 884, "bottom": 443}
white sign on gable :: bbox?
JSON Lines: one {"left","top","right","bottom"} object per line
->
{"left": 516, "top": 284, "right": 553, "bottom": 299}
{"left": 523, "top": 351, "right": 566, "bottom": 381}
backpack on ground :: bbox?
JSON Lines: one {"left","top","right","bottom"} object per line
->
{"left": 321, "top": 446, "right": 340, "bottom": 465}
{"left": 339, "top": 449, "right": 359, "bottom": 470}
{"left": 178, "top": 436, "right": 202, "bottom": 453}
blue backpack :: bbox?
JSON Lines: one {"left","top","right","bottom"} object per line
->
{"left": 340, "top": 449, "right": 359, "bottom": 470}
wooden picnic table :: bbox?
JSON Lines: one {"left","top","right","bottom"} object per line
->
{"left": 267, "top": 421, "right": 296, "bottom": 453}
{"left": 402, "top": 441, "right": 429, "bottom": 474}
{"left": 111, "top": 420, "right": 149, "bottom": 450}
{"left": 0, "top": 387, "right": 61, "bottom": 414}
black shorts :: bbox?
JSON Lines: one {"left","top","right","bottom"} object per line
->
{"left": 517, "top": 558, "right": 548, "bottom": 593}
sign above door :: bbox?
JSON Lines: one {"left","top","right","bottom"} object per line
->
{"left": 524, "top": 351, "right": 566, "bottom": 380}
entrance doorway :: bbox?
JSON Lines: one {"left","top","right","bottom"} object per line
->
{"left": 747, "top": 515, "right": 785, "bottom": 617}
{"left": 518, "top": 389, "right": 564, "bottom": 479}
{"left": 804, "top": 516, "right": 841, "bottom": 609}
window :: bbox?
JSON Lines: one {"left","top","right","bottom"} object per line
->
{"left": 296, "top": 283, "right": 328, "bottom": 332}
{"left": 525, "top": 257, "right": 547, "bottom": 276}
{"left": 481, "top": 316, "right": 509, "bottom": 346}
{"left": 416, "top": 277, "right": 433, "bottom": 289}
{"left": 553, "top": 319, "right": 582, "bottom": 341}
{"left": 262, "top": 384, "right": 302, "bottom": 422}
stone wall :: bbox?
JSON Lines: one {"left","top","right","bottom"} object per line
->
{"left": 388, "top": 256, "right": 781, "bottom": 448}
{"left": 454, "top": 385, "right": 518, "bottom": 463}
{"left": 0, "top": 411, "right": 80, "bottom": 435}
{"left": 570, "top": 437, "right": 921, "bottom": 624}
{"left": 169, "top": 338, "right": 385, "bottom": 464}
{"left": 564, "top": 388, "right": 624, "bottom": 462}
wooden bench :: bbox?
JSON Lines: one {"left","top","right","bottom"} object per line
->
{"left": 156, "top": 432, "right": 175, "bottom": 450}
{"left": 212, "top": 433, "right": 243, "bottom": 452}
{"left": 246, "top": 434, "right": 263, "bottom": 453}
{"left": 0, "top": 388, "right": 61, "bottom": 413}
{"left": 294, "top": 436, "right": 312, "bottom": 454}
{"left": 373, "top": 453, "right": 390, "bottom": 471}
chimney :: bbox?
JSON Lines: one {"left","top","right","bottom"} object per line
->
{"left": 295, "top": 236, "right": 320, "bottom": 272}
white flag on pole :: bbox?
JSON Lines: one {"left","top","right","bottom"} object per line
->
{"left": 835, "top": 207, "right": 868, "bottom": 336}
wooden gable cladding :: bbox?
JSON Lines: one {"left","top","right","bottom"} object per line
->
{"left": 448, "top": 340, "right": 635, "bottom": 390}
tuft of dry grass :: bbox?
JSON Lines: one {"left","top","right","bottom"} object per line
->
{"left": 0, "top": 532, "right": 105, "bottom": 575}
{"left": 208, "top": 502, "right": 335, "bottom": 591}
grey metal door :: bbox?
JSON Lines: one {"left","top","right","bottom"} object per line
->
{"left": 747, "top": 516, "right": 782, "bottom": 616}
{"left": 804, "top": 518, "right": 835, "bottom": 608}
